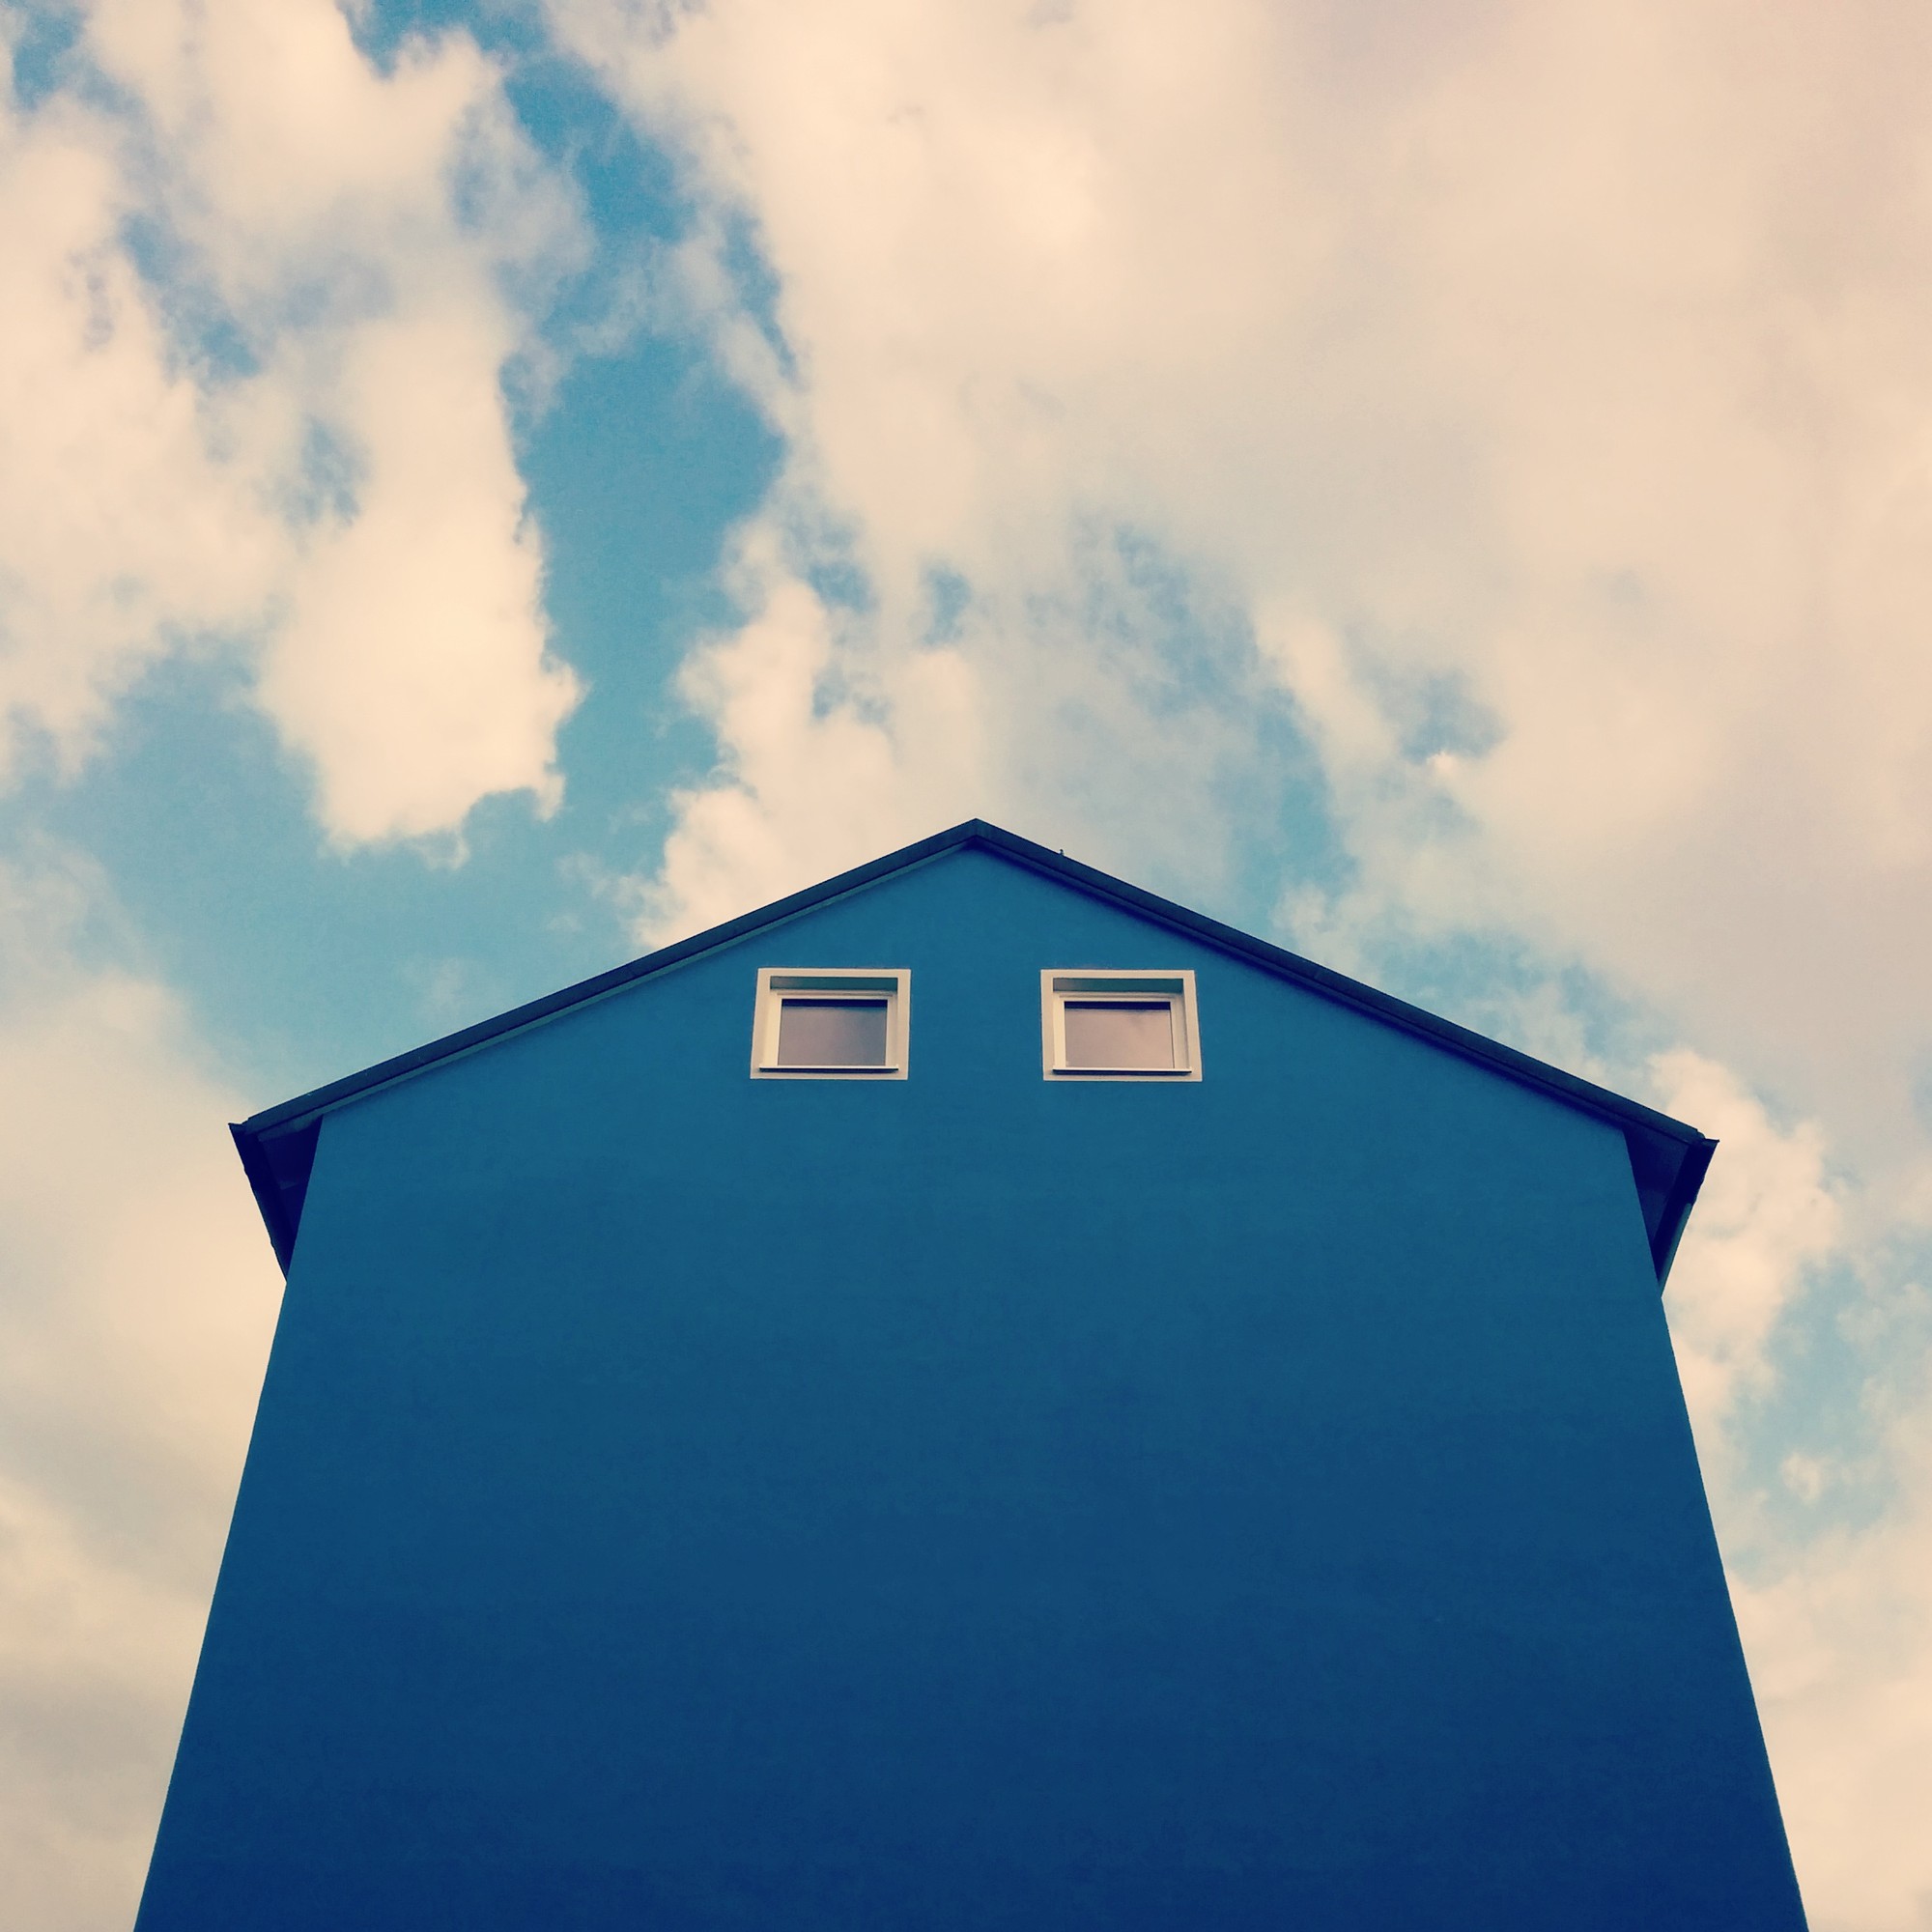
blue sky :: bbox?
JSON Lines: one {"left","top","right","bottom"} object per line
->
{"left": 4, "top": 3, "right": 1932, "bottom": 1927}
{"left": 2, "top": 2, "right": 783, "bottom": 1094}
{"left": 1, "top": 0, "right": 1333, "bottom": 1096}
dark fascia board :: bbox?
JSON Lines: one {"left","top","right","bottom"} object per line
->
{"left": 234, "top": 818, "right": 1716, "bottom": 1286}
{"left": 230, "top": 1122, "right": 296, "bottom": 1276}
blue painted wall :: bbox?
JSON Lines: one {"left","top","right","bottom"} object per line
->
{"left": 138, "top": 848, "right": 1805, "bottom": 1929}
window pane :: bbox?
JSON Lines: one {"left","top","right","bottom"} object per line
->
{"left": 777, "top": 997, "right": 890, "bottom": 1066}
{"left": 1063, "top": 1000, "right": 1175, "bottom": 1069}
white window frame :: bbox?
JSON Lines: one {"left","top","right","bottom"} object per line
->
{"left": 1039, "top": 970, "right": 1202, "bottom": 1081}
{"left": 750, "top": 968, "right": 911, "bottom": 1079}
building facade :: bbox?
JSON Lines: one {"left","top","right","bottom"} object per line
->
{"left": 137, "top": 822, "right": 1806, "bottom": 1930}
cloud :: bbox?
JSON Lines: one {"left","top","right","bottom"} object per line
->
{"left": 551, "top": 0, "right": 1932, "bottom": 1145}
{"left": 0, "top": 852, "right": 280, "bottom": 1932}
{"left": 632, "top": 517, "right": 1267, "bottom": 939}
{"left": 545, "top": 2, "right": 1932, "bottom": 1921}
{"left": 0, "top": 0, "right": 581, "bottom": 843}
{"left": 1652, "top": 1047, "right": 1844, "bottom": 1446}
{"left": 1736, "top": 1327, "right": 1932, "bottom": 1932}
{"left": 0, "top": 48, "right": 278, "bottom": 762}
{"left": 260, "top": 297, "right": 572, "bottom": 843}
{"left": 635, "top": 548, "right": 987, "bottom": 937}
{"left": 1651, "top": 1070, "right": 1932, "bottom": 1932}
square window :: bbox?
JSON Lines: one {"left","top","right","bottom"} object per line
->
{"left": 1041, "top": 971, "right": 1201, "bottom": 1080}
{"left": 778, "top": 997, "right": 889, "bottom": 1067}
{"left": 1063, "top": 999, "right": 1176, "bottom": 1070}
{"left": 752, "top": 970, "right": 910, "bottom": 1078}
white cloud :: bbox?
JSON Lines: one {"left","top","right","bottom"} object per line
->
{"left": 1652, "top": 1048, "right": 1843, "bottom": 1447}
{"left": 0, "top": 0, "right": 581, "bottom": 842}
{"left": 0, "top": 853, "right": 280, "bottom": 1932}
{"left": 0, "top": 61, "right": 278, "bottom": 762}
{"left": 546, "top": 3, "right": 1932, "bottom": 1921}
{"left": 637, "top": 547, "right": 987, "bottom": 936}
{"left": 1737, "top": 1334, "right": 1932, "bottom": 1932}
{"left": 261, "top": 298, "right": 572, "bottom": 843}
{"left": 1650, "top": 1074, "right": 1932, "bottom": 1932}
{"left": 551, "top": 0, "right": 1932, "bottom": 1147}
{"left": 631, "top": 515, "right": 1267, "bottom": 939}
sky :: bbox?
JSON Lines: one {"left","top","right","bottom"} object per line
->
{"left": 2, "top": 0, "right": 1931, "bottom": 1924}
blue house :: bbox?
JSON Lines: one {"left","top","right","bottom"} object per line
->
{"left": 138, "top": 821, "right": 1806, "bottom": 1930}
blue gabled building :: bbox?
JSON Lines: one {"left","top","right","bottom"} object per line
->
{"left": 138, "top": 820, "right": 1806, "bottom": 1930}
